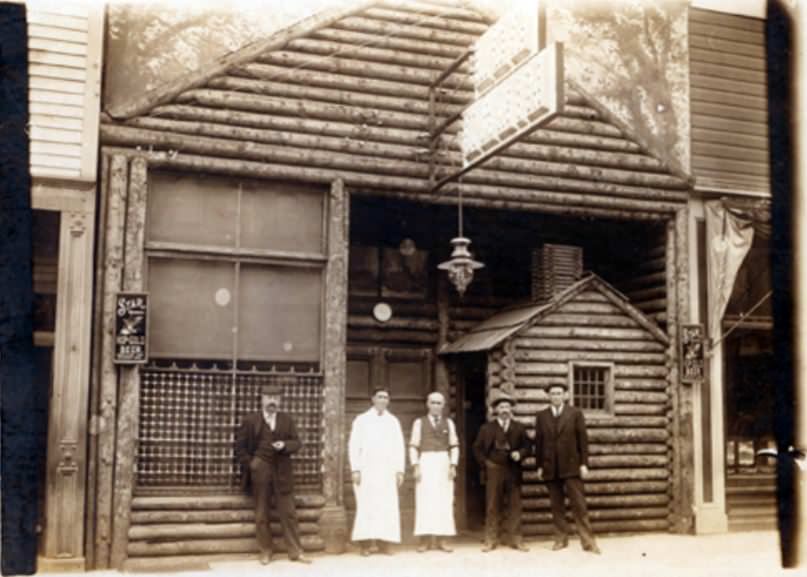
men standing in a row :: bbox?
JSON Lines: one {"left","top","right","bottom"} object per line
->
{"left": 409, "top": 391, "right": 459, "bottom": 553}
{"left": 534, "top": 381, "right": 601, "bottom": 554}
{"left": 472, "top": 389, "right": 531, "bottom": 552}
{"left": 348, "top": 387, "right": 406, "bottom": 556}
{"left": 235, "top": 383, "right": 312, "bottom": 565}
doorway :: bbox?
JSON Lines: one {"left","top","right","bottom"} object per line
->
{"left": 454, "top": 353, "right": 488, "bottom": 534}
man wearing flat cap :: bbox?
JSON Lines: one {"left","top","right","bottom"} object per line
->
{"left": 472, "top": 388, "right": 531, "bottom": 552}
{"left": 235, "top": 382, "right": 312, "bottom": 565}
{"left": 534, "top": 381, "right": 600, "bottom": 554}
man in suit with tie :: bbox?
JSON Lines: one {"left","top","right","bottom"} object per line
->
{"left": 534, "top": 381, "right": 601, "bottom": 554}
{"left": 472, "top": 389, "right": 531, "bottom": 552}
{"left": 235, "top": 382, "right": 313, "bottom": 565}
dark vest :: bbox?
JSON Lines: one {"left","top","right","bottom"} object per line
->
{"left": 419, "top": 416, "right": 451, "bottom": 452}
{"left": 255, "top": 417, "right": 276, "bottom": 464}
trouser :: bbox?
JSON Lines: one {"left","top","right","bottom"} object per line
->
{"left": 484, "top": 461, "right": 522, "bottom": 546}
{"left": 546, "top": 476, "right": 596, "bottom": 548}
{"left": 252, "top": 459, "right": 303, "bottom": 558}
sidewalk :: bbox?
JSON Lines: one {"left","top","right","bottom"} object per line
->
{"left": 41, "top": 531, "right": 798, "bottom": 577}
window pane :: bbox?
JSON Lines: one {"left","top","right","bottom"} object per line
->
{"left": 148, "top": 258, "right": 234, "bottom": 359}
{"left": 381, "top": 247, "right": 429, "bottom": 299}
{"left": 240, "top": 182, "right": 324, "bottom": 253}
{"left": 148, "top": 172, "right": 237, "bottom": 248}
{"left": 238, "top": 265, "right": 322, "bottom": 362}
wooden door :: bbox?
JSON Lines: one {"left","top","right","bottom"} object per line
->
{"left": 345, "top": 345, "right": 433, "bottom": 542}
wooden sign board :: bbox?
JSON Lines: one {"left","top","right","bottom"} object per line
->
{"left": 461, "top": 42, "right": 564, "bottom": 168}
{"left": 472, "top": 1, "right": 542, "bottom": 96}
{"left": 680, "top": 323, "right": 705, "bottom": 384}
{"left": 114, "top": 292, "right": 149, "bottom": 364}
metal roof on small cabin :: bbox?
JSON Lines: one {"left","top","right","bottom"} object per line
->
{"left": 441, "top": 273, "right": 668, "bottom": 354}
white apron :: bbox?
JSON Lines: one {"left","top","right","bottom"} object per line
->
{"left": 414, "top": 451, "right": 456, "bottom": 536}
{"left": 349, "top": 408, "right": 405, "bottom": 542}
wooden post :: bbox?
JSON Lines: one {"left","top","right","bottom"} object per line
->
{"left": 94, "top": 154, "right": 128, "bottom": 567}
{"left": 37, "top": 184, "right": 96, "bottom": 572}
{"left": 110, "top": 157, "right": 148, "bottom": 568}
{"left": 434, "top": 274, "right": 451, "bottom": 400}
{"left": 320, "top": 178, "right": 350, "bottom": 552}
{"left": 667, "top": 209, "right": 694, "bottom": 533}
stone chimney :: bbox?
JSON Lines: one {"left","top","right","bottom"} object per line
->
{"left": 531, "top": 244, "right": 583, "bottom": 302}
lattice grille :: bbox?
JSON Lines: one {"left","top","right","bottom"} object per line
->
{"left": 138, "top": 368, "right": 323, "bottom": 490}
{"left": 572, "top": 365, "right": 608, "bottom": 411}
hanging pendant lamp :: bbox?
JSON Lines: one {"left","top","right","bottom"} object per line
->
{"left": 438, "top": 179, "right": 484, "bottom": 296}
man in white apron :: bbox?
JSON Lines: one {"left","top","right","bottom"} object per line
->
{"left": 348, "top": 387, "right": 405, "bottom": 556}
{"left": 409, "top": 391, "right": 459, "bottom": 552}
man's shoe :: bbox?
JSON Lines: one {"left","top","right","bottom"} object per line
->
{"left": 359, "top": 546, "right": 371, "bottom": 557}
{"left": 584, "top": 544, "right": 602, "bottom": 555}
{"left": 512, "top": 543, "right": 530, "bottom": 552}
{"left": 416, "top": 542, "right": 428, "bottom": 553}
{"left": 552, "top": 541, "right": 568, "bottom": 551}
{"left": 481, "top": 543, "right": 497, "bottom": 553}
{"left": 292, "top": 555, "right": 313, "bottom": 564}
{"left": 377, "top": 542, "right": 394, "bottom": 555}
{"left": 436, "top": 540, "right": 453, "bottom": 553}
{"left": 258, "top": 552, "right": 272, "bottom": 565}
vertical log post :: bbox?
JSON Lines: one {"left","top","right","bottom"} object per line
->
{"left": 94, "top": 154, "right": 128, "bottom": 567}
{"left": 667, "top": 209, "right": 694, "bottom": 533}
{"left": 110, "top": 157, "right": 148, "bottom": 567}
{"left": 85, "top": 153, "right": 109, "bottom": 569}
{"left": 434, "top": 274, "right": 451, "bottom": 400}
{"left": 320, "top": 178, "right": 350, "bottom": 552}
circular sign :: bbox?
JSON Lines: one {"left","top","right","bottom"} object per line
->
{"left": 215, "top": 288, "right": 231, "bottom": 307}
{"left": 373, "top": 302, "right": 393, "bottom": 323}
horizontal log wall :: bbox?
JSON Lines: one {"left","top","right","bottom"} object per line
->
{"left": 610, "top": 227, "right": 668, "bottom": 325}
{"left": 507, "top": 289, "right": 672, "bottom": 536}
{"left": 125, "top": 494, "right": 326, "bottom": 562}
{"left": 101, "top": 0, "right": 689, "bottom": 219}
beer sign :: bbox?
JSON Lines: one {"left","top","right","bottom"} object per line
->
{"left": 114, "top": 292, "right": 149, "bottom": 364}
{"left": 680, "top": 323, "right": 705, "bottom": 384}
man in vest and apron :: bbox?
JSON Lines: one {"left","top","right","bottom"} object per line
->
{"left": 409, "top": 391, "right": 460, "bottom": 552}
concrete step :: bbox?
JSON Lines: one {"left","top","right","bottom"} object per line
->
{"left": 126, "top": 534, "right": 324, "bottom": 558}
{"left": 728, "top": 516, "right": 777, "bottom": 532}
{"left": 727, "top": 505, "right": 777, "bottom": 519}
{"left": 122, "top": 553, "right": 257, "bottom": 572}
{"left": 128, "top": 521, "right": 320, "bottom": 541}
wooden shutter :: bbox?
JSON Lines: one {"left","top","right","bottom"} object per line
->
{"left": 690, "top": 7, "right": 769, "bottom": 195}
{"left": 27, "top": 2, "right": 103, "bottom": 180}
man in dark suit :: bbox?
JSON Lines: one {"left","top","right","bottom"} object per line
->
{"left": 235, "top": 382, "right": 312, "bottom": 565}
{"left": 534, "top": 381, "right": 601, "bottom": 554}
{"left": 472, "top": 389, "right": 532, "bottom": 552}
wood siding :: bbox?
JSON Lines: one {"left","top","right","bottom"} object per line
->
{"left": 503, "top": 290, "right": 672, "bottom": 535}
{"left": 102, "top": 1, "right": 689, "bottom": 218}
{"left": 28, "top": 3, "right": 103, "bottom": 180}
{"left": 689, "top": 7, "right": 770, "bottom": 195}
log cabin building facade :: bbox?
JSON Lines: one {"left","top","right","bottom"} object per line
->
{"left": 71, "top": 0, "right": 773, "bottom": 571}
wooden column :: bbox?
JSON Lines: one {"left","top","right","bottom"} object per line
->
{"left": 434, "top": 274, "right": 451, "bottom": 400}
{"left": 110, "top": 157, "right": 148, "bottom": 567}
{"left": 37, "top": 185, "right": 95, "bottom": 571}
{"left": 94, "top": 154, "right": 129, "bottom": 567}
{"left": 667, "top": 208, "right": 695, "bottom": 533}
{"left": 320, "top": 178, "right": 350, "bottom": 552}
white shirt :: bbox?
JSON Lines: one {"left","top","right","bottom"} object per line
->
{"left": 497, "top": 418, "right": 510, "bottom": 432}
{"left": 552, "top": 405, "right": 563, "bottom": 418}
{"left": 262, "top": 411, "right": 277, "bottom": 431}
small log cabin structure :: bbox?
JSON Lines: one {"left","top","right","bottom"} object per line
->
{"left": 442, "top": 256, "right": 672, "bottom": 537}
{"left": 90, "top": 0, "right": 699, "bottom": 570}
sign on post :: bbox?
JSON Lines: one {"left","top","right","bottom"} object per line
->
{"left": 472, "top": 1, "right": 543, "bottom": 96}
{"left": 461, "top": 42, "right": 563, "bottom": 167}
{"left": 680, "top": 323, "right": 705, "bottom": 384}
{"left": 114, "top": 292, "right": 149, "bottom": 364}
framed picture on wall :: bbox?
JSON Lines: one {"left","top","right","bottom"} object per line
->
{"left": 381, "top": 247, "right": 429, "bottom": 299}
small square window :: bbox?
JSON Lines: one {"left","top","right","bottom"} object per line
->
{"left": 570, "top": 362, "right": 614, "bottom": 415}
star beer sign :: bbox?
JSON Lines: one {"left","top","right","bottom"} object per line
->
{"left": 114, "top": 292, "right": 149, "bottom": 364}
